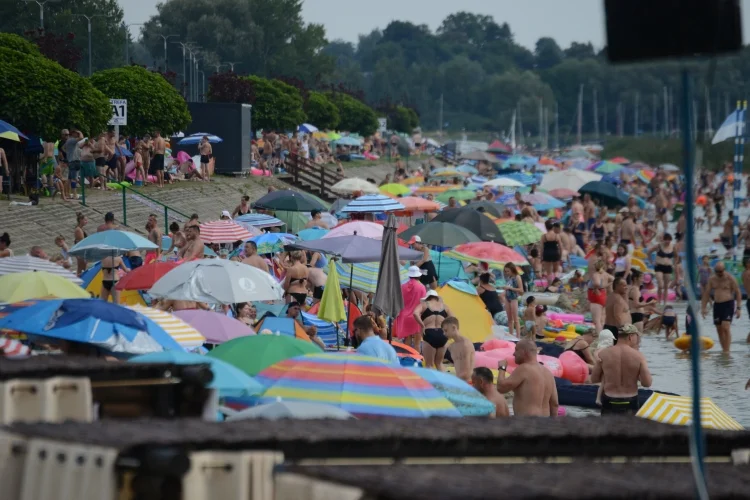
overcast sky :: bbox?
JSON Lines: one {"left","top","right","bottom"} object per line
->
{"left": 123, "top": 0, "right": 750, "bottom": 50}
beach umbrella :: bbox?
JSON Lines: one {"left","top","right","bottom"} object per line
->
{"left": 317, "top": 259, "right": 346, "bottom": 322}
{"left": 593, "top": 161, "right": 624, "bottom": 174}
{"left": 399, "top": 221, "right": 481, "bottom": 248}
{"left": 0, "top": 256, "right": 82, "bottom": 284}
{"left": 127, "top": 305, "right": 206, "bottom": 349}
{"left": 115, "top": 261, "right": 180, "bottom": 291}
{"left": 486, "top": 140, "right": 511, "bottom": 153}
{"left": 413, "top": 185, "right": 452, "bottom": 196}
{"left": 399, "top": 176, "right": 424, "bottom": 186}
{"left": 256, "top": 353, "right": 461, "bottom": 417}
{"left": 462, "top": 150, "right": 500, "bottom": 163}
{"left": 328, "top": 131, "right": 342, "bottom": 140}
{"left": 578, "top": 181, "right": 630, "bottom": 208}
{"left": 518, "top": 193, "right": 565, "bottom": 211}
{"left": 431, "top": 167, "right": 466, "bottom": 178}
{"left": 324, "top": 221, "right": 384, "bottom": 240}
{"left": 288, "top": 235, "right": 421, "bottom": 263}
{"left": 296, "top": 227, "right": 330, "bottom": 241}
{"left": 234, "top": 213, "right": 285, "bottom": 230}
{"left": 173, "top": 309, "right": 255, "bottom": 344}
{"left": 340, "top": 194, "right": 405, "bottom": 213}
{"left": 130, "top": 351, "right": 263, "bottom": 397}
{"left": 207, "top": 334, "right": 322, "bottom": 376}
{"left": 249, "top": 233, "right": 297, "bottom": 254}
{"left": 298, "top": 123, "right": 318, "bottom": 133}
{"left": 254, "top": 190, "right": 327, "bottom": 212}
{"left": 0, "top": 119, "right": 28, "bottom": 142}
{"left": 561, "top": 148, "right": 595, "bottom": 159}
{"left": 539, "top": 157, "right": 558, "bottom": 166}
{"left": 433, "top": 207, "right": 503, "bottom": 243}
{"left": 609, "top": 156, "right": 630, "bottom": 164}
{"left": 496, "top": 221, "right": 544, "bottom": 247}
{"left": 0, "top": 338, "right": 30, "bottom": 357}
{"left": 379, "top": 183, "right": 411, "bottom": 196}
{"left": 483, "top": 177, "right": 524, "bottom": 189}
{"left": 199, "top": 220, "right": 255, "bottom": 244}
{"left": 227, "top": 400, "right": 353, "bottom": 420}
{"left": 501, "top": 172, "right": 541, "bottom": 186}
{"left": 539, "top": 170, "right": 602, "bottom": 192}
{"left": 0, "top": 271, "right": 89, "bottom": 302}
{"left": 0, "top": 299, "right": 182, "bottom": 355}
{"left": 69, "top": 230, "right": 158, "bottom": 261}
{"left": 372, "top": 214, "right": 405, "bottom": 329}
{"left": 456, "top": 164, "right": 479, "bottom": 175}
{"left": 394, "top": 197, "right": 442, "bottom": 213}
{"left": 178, "top": 133, "right": 222, "bottom": 145}
{"left": 601, "top": 173, "right": 623, "bottom": 185}
{"left": 464, "top": 201, "right": 503, "bottom": 218}
{"left": 336, "top": 261, "right": 409, "bottom": 293}
{"left": 333, "top": 136, "right": 361, "bottom": 147}
{"left": 409, "top": 367, "right": 495, "bottom": 417}
{"left": 331, "top": 177, "right": 379, "bottom": 195}
{"left": 637, "top": 394, "right": 743, "bottom": 430}
{"left": 150, "top": 259, "right": 284, "bottom": 304}
{"left": 443, "top": 241, "right": 528, "bottom": 269}
{"left": 636, "top": 169, "right": 656, "bottom": 184}
{"left": 547, "top": 188, "right": 579, "bottom": 200}
{"left": 660, "top": 163, "right": 680, "bottom": 172}
{"left": 436, "top": 189, "right": 477, "bottom": 204}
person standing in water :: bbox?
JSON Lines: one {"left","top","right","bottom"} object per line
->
{"left": 497, "top": 339, "right": 559, "bottom": 417}
{"left": 471, "top": 367, "right": 510, "bottom": 417}
{"left": 702, "top": 261, "right": 742, "bottom": 353}
{"left": 413, "top": 290, "right": 453, "bottom": 371}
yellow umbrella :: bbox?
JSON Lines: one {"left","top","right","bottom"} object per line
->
{"left": 399, "top": 177, "right": 424, "bottom": 186}
{"left": 312, "top": 131, "right": 330, "bottom": 140}
{"left": 0, "top": 131, "right": 22, "bottom": 142}
{"left": 328, "top": 131, "right": 342, "bottom": 140}
{"left": 317, "top": 259, "right": 346, "bottom": 324}
{"left": 380, "top": 183, "right": 411, "bottom": 196}
{"left": 0, "top": 271, "right": 89, "bottom": 302}
{"left": 127, "top": 305, "right": 206, "bottom": 349}
{"left": 637, "top": 394, "right": 743, "bottom": 430}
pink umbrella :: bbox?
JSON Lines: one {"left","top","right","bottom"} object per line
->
{"left": 173, "top": 310, "right": 255, "bottom": 344}
{"left": 443, "top": 241, "right": 528, "bottom": 269}
{"left": 200, "top": 220, "right": 258, "bottom": 243}
{"left": 322, "top": 221, "right": 384, "bottom": 240}
{"left": 548, "top": 188, "right": 579, "bottom": 200}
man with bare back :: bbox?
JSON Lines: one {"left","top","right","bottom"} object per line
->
{"left": 497, "top": 339, "right": 558, "bottom": 417}
{"left": 199, "top": 136, "right": 212, "bottom": 181}
{"left": 152, "top": 131, "right": 166, "bottom": 188}
{"left": 179, "top": 225, "right": 204, "bottom": 260}
{"left": 702, "top": 261, "right": 742, "bottom": 352}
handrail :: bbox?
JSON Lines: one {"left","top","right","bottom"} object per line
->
{"left": 284, "top": 153, "right": 342, "bottom": 200}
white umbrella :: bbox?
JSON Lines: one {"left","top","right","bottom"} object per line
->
{"left": 0, "top": 256, "right": 82, "bottom": 285}
{"left": 483, "top": 178, "right": 524, "bottom": 188}
{"left": 539, "top": 170, "right": 602, "bottom": 192}
{"left": 149, "top": 260, "right": 284, "bottom": 304}
{"left": 331, "top": 177, "right": 380, "bottom": 195}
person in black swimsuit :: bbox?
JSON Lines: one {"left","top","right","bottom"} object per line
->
{"left": 563, "top": 329, "right": 596, "bottom": 367}
{"left": 476, "top": 272, "right": 504, "bottom": 323}
{"left": 413, "top": 236, "right": 438, "bottom": 289}
{"left": 232, "top": 196, "right": 251, "bottom": 218}
{"left": 540, "top": 220, "right": 562, "bottom": 281}
{"left": 413, "top": 290, "right": 453, "bottom": 370}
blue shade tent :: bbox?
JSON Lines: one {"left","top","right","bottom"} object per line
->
{"left": 301, "top": 312, "right": 346, "bottom": 346}
{"left": 297, "top": 227, "right": 330, "bottom": 241}
{"left": 179, "top": 133, "right": 223, "bottom": 145}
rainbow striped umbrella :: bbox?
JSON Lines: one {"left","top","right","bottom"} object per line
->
{"left": 636, "top": 169, "right": 656, "bottom": 184}
{"left": 335, "top": 261, "right": 409, "bottom": 293}
{"left": 256, "top": 353, "right": 462, "bottom": 417}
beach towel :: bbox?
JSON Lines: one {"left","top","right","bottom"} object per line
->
{"left": 393, "top": 278, "right": 426, "bottom": 339}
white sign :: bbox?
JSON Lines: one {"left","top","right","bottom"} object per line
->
{"left": 378, "top": 117, "right": 387, "bottom": 133}
{"left": 108, "top": 99, "right": 128, "bottom": 126}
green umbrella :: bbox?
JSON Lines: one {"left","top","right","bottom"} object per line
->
{"left": 436, "top": 189, "right": 476, "bottom": 204}
{"left": 399, "top": 221, "right": 480, "bottom": 248}
{"left": 207, "top": 335, "right": 321, "bottom": 377}
{"left": 275, "top": 211, "right": 310, "bottom": 233}
{"left": 594, "top": 161, "right": 623, "bottom": 175}
{"left": 496, "top": 221, "right": 544, "bottom": 247}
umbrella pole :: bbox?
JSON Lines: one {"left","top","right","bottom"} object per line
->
{"left": 347, "top": 263, "right": 354, "bottom": 346}
{"left": 437, "top": 246, "right": 441, "bottom": 285}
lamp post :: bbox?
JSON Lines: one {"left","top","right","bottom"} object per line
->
{"left": 193, "top": 57, "right": 202, "bottom": 102}
{"left": 22, "top": 0, "right": 60, "bottom": 30}
{"left": 185, "top": 46, "right": 198, "bottom": 101}
{"left": 211, "top": 62, "right": 223, "bottom": 73}
{"left": 123, "top": 22, "right": 143, "bottom": 65}
{"left": 199, "top": 70, "right": 206, "bottom": 102}
{"left": 156, "top": 34, "right": 179, "bottom": 72}
{"left": 172, "top": 41, "right": 193, "bottom": 99}
{"left": 72, "top": 13, "right": 108, "bottom": 76}
{"left": 225, "top": 61, "right": 240, "bottom": 72}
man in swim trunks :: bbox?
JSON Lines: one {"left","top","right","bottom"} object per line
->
{"left": 497, "top": 339, "right": 559, "bottom": 417}
{"left": 742, "top": 258, "right": 750, "bottom": 344}
{"left": 199, "top": 135, "right": 212, "bottom": 181}
{"left": 591, "top": 324, "right": 652, "bottom": 415}
{"left": 619, "top": 209, "right": 637, "bottom": 249}
{"left": 720, "top": 211, "right": 735, "bottom": 259}
{"left": 471, "top": 367, "right": 509, "bottom": 417}
{"left": 583, "top": 193, "right": 596, "bottom": 230}
{"left": 701, "top": 261, "right": 742, "bottom": 353}
{"left": 152, "top": 130, "right": 166, "bottom": 188}
{"left": 604, "top": 277, "right": 630, "bottom": 340}
{"left": 443, "top": 317, "right": 474, "bottom": 382}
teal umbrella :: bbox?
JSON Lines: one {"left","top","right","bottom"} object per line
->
{"left": 297, "top": 227, "right": 330, "bottom": 241}
{"left": 409, "top": 367, "right": 495, "bottom": 416}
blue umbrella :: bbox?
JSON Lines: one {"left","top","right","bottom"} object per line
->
{"left": 298, "top": 123, "right": 319, "bottom": 133}
{"left": 235, "top": 213, "right": 285, "bottom": 229}
{"left": 0, "top": 299, "right": 182, "bottom": 355}
{"left": 333, "top": 137, "right": 361, "bottom": 147}
{"left": 341, "top": 195, "right": 405, "bottom": 213}
{"left": 69, "top": 230, "right": 158, "bottom": 261}
{"left": 248, "top": 233, "right": 297, "bottom": 253}
{"left": 130, "top": 351, "right": 264, "bottom": 397}
{"left": 0, "top": 119, "right": 29, "bottom": 140}
{"left": 409, "top": 367, "right": 495, "bottom": 417}
{"left": 497, "top": 172, "right": 539, "bottom": 186}
{"left": 179, "top": 133, "right": 223, "bottom": 145}
{"left": 456, "top": 163, "right": 479, "bottom": 175}
{"left": 297, "top": 227, "right": 330, "bottom": 241}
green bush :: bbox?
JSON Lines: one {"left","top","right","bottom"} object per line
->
{"left": 0, "top": 47, "right": 110, "bottom": 139}
{"left": 388, "top": 105, "right": 419, "bottom": 133}
{"left": 305, "top": 91, "right": 340, "bottom": 130}
{"left": 327, "top": 92, "right": 379, "bottom": 136}
{"left": 246, "top": 76, "right": 306, "bottom": 132}
{"left": 90, "top": 66, "right": 191, "bottom": 136}
{"left": 0, "top": 33, "right": 41, "bottom": 56}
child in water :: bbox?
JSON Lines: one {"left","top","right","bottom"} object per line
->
{"left": 661, "top": 305, "right": 678, "bottom": 339}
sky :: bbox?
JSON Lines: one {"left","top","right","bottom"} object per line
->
{"left": 123, "top": 0, "right": 750, "bottom": 50}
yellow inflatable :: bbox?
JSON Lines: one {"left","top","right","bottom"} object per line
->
{"left": 633, "top": 248, "right": 647, "bottom": 260}
{"left": 674, "top": 335, "right": 714, "bottom": 351}
{"left": 631, "top": 257, "right": 648, "bottom": 272}
{"left": 543, "top": 324, "right": 579, "bottom": 340}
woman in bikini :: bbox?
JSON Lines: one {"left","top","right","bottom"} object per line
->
{"left": 73, "top": 212, "right": 88, "bottom": 275}
{"left": 540, "top": 220, "right": 562, "bottom": 282}
{"left": 283, "top": 251, "right": 309, "bottom": 305}
{"left": 588, "top": 259, "right": 612, "bottom": 334}
{"left": 503, "top": 263, "right": 524, "bottom": 338}
{"left": 100, "top": 254, "right": 128, "bottom": 304}
{"left": 413, "top": 290, "right": 453, "bottom": 371}
{"left": 648, "top": 233, "right": 676, "bottom": 305}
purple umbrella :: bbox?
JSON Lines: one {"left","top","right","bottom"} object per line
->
{"left": 173, "top": 310, "right": 255, "bottom": 344}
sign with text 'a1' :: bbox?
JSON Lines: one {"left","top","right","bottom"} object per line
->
{"left": 108, "top": 99, "right": 127, "bottom": 126}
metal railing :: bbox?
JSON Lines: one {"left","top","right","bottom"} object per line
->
{"left": 80, "top": 182, "right": 190, "bottom": 235}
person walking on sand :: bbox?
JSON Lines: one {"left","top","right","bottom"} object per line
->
{"left": 152, "top": 131, "right": 166, "bottom": 188}
{"left": 394, "top": 266, "right": 427, "bottom": 350}
{"left": 443, "top": 317, "right": 474, "bottom": 382}
{"left": 592, "top": 324, "right": 652, "bottom": 415}
{"left": 199, "top": 135, "right": 212, "bottom": 181}
{"left": 702, "top": 261, "right": 742, "bottom": 353}
{"left": 471, "top": 367, "right": 509, "bottom": 417}
{"left": 497, "top": 339, "right": 559, "bottom": 417}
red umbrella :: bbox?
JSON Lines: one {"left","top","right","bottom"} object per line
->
{"left": 115, "top": 261, "right": 181, "bottom": 291}
{"left": 442, "top": 241, "right": 528, "bottom": 269}
{"left": 609, "top": 157, "right": 630, "bottom": 164}
{"left": 200, "top": 220, "right": 256, "bottom": 244}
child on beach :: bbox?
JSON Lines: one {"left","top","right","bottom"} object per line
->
{"left": 660, "top": 305, "right": 678, "bottom": 339}
{"left": 521, "top": 296, "right": 537, "bottom": 338}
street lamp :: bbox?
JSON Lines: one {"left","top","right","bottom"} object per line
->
{"left": 22, "top": 0, "right": 60, "bottom": 30}
{"left": 156, "top": 34, "right": 179, "bottom": 71}
{"left": 72, "top": 13, "right": 108, "bottom": 76}
{"left": 123, "top": 22, "right": 143, "bottom": 65}
{"left": 211, "top": 62, "right": 223, "bottom": 73}
{"left": 225, "top": 61, "right": 241, "bottom": 72}
{"left": 199, "top": 70, "right": 206, "bottom": 102}
{"left": 172, "top": 41, "right": 193, "bottom": 99}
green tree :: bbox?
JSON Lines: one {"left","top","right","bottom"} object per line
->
{"left": 0, "top": 33, "right": 40, "bottom": 56}
{"left": 328, "top": 92, "right": 378, "bottom": 136}
{"left": 248, "top": 76, "right": 306, "bottom": 132}
{"left": 534, "top": 37, "right": 564, "bottom": 69}
{"left": 387, "top": 106, "right": 419, "bottom": 133}
{"left": 305, "top": 91, "right": 339, "bottom": 130}
{"left": 90, "top": 66, "right": 191, "bottom": 136}
{"left": 0, "top": 47, "right": 109, "bottom": 138}
{"left": 564, "top": 42, "right": 595, "bottom": 59}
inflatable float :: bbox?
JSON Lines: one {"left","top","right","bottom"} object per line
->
{"left": 542, "top": 325, "right": 580, "bottom": 340}
{"left": 547, "top": 312, "right": 584, "bottom": 324}
{"left": 250, "top": 168, "right": 272, "bottom": 177}
{"left": 673, "top": 335, "right": 714, "bottom": 351}
{"left": 521, "top": 292, "right": 559, "bottom": 306}
{"left": 641, "top": 289, "right": 677, "bottom": 302}
{"left": 559, "top": 350, "right": 589, "bottom": 383}
{"left": 555, "top": 378, "right": 679, "bottom": 409}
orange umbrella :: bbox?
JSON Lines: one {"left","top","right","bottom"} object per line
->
{"left": 609, "top": 157, "right": 630, "bottom": 164}
{"left": 414, "top": 185, "right": 453, "bottom": 195}
{"left": 539, "top": 157, "right": 559, "bottom": 166}
{"left": 393, "top": 196, "right": 441, "bottom": 213}
{"left": 399, "top": 176, "right": 424, "bottom": 186}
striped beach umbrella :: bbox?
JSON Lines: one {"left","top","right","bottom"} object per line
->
{"left": 443, "top": 241, "right": 528, "bottom": 269}
{"left": 409, "top": 367, "right": 495, "bottom": 417}
{"left": 637, "top": 394, "right": 743, "bottom": 430}
{"left": 199, "top": 220, "right": 256, "bottom": 244}
{"left": 0, "top": 337, "right": 30, "bottom": 357}
{"left": 0, "top": 256, "right": 83, "bottom": 285}
{"left": 234, "top": 213, "right": 285, "bottom": 229}
{"left": 127, "top": 305, "right": 206, "bottom": 349}
{"left": 0, "top": 271, "right": 89, "bottom": 302}
{"left": 336, "top": 261, "right": 408, "bottom": 293}
{"left": 256, "top": 353, "right": 462, "bottom": 418}
{"left": 636, "top": 169, "right": 656, "bottom": 184}
{"left": 341, "top": 194, "right": 405, "bottom": 213}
